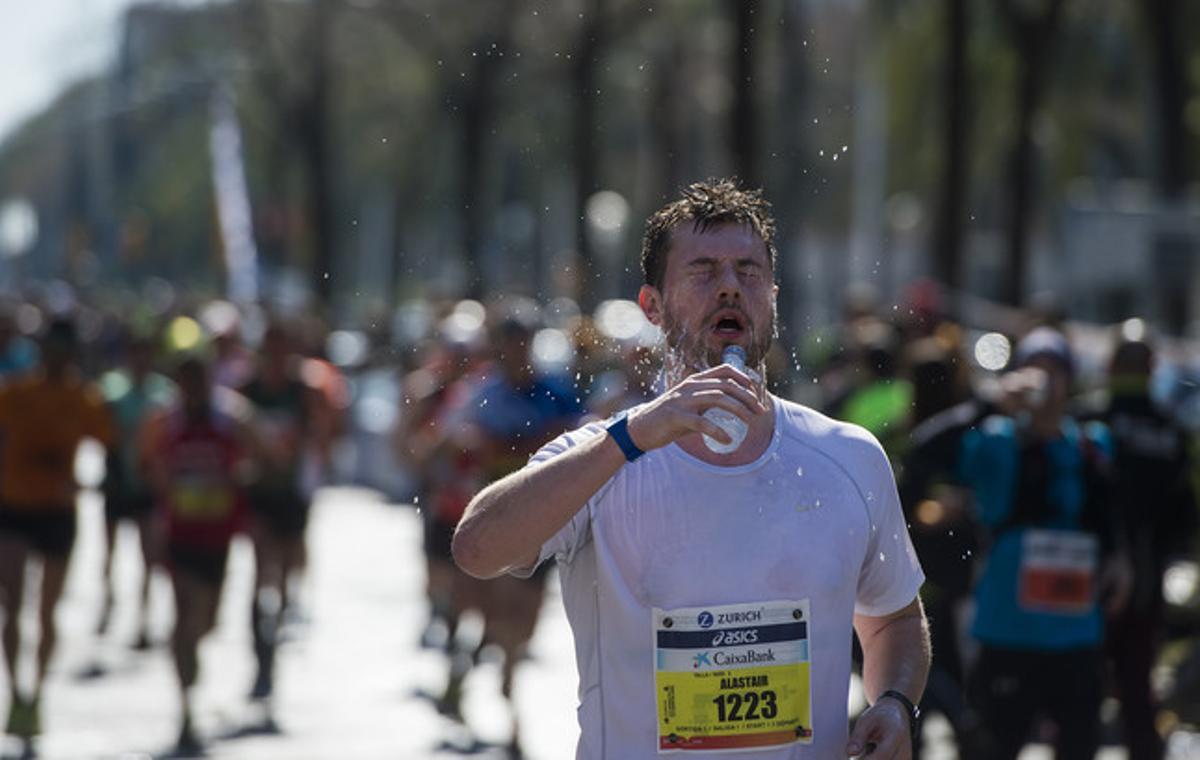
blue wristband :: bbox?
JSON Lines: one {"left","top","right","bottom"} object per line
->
{"left": 606, "top": 415, "right": 645, "bottom": 462}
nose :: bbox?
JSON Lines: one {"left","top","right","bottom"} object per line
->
{"left": 715, "top": 262, "right": 741, "bottom": 302}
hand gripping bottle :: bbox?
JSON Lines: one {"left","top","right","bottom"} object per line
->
{"left": 703, "top": 345, "right": 750, "bottom": 454}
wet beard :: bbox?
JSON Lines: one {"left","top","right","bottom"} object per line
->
{"left": 659, "top": 300, "right": 776, "bottom": 387}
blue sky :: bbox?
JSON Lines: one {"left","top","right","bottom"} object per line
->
{"left": 0, "top": 0, "right": 156, "bottom": 143}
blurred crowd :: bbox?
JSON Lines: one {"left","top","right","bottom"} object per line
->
{"left": 396, "top": 281, "right": 1200, "bottom": 760}
{"left": 0, "top": 278, "right": 1198, "bottom": 758}
{"left": 0, "top": 285, "right": 350, "bottom": 756}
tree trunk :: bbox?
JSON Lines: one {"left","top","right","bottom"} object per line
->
{"left": 1146, "top": 0, "right": 1188, "bottom": 198}
{"left": 1144, "top": 0, "right": 1192, "bottom": 332}
{"left": 933, "top": 0, "right": 968, "bottom": 297}
{"left": 651, "top": 39, "right": 688, "bottom": 203}
{"left": 301, "top": 0, "right": 336, "bottom": 313}
{"left": 453, "top": 3, "right": 517, "bottom": 301}
{"left": 573, "top": 0, "right": 605, "bottom": 310}
{"left": 1000, "top": 0, "right": 1062, "bottom": 307}
{"left": 731, "top": 0, "right": 759, "bottom": 186}
{"left": 774, "top": 0, "right": 806, "bottom": 356}
{"left": 459, "top": 53, "right": 490, "bottom": 301}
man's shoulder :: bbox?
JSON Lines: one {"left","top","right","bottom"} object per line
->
{"left": 774, "top": 396, "right": 888, "bottom": 462}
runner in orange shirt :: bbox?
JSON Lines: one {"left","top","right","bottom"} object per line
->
{"left": 0, "top": 318, "right": 112, "bottom": 742}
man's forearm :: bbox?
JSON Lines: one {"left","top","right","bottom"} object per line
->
{"left": 855, "top": 600, "right": 931, "bottom": 704}
{"left": 452, "top": 430, "right": 626, "bottom": 579}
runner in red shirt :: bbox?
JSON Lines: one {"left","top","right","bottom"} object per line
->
{"left": 142, "top": 355, "right": 259, "bottom": 754}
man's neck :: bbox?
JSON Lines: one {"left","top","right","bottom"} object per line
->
{"left": 676, "top": 393, "right": 776, "bottom": 466}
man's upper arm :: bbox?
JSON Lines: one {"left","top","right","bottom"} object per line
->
{"left": 503, "top": 421, "right": 610, "bottom": 576}
{"left": 853, "top": 429, "right": 926, "bottom": 617}
{"left": 853, "top": 596, "right": 923, "bottom": 640}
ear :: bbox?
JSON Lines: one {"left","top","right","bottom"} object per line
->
{"left": 638, "top": 284, "right": 664, "bottom": 327}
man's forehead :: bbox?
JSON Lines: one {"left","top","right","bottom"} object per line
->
{"left": 666, "top": 220, "right": 768, "bottom": 260}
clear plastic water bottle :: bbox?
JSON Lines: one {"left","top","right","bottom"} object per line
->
{"left": 703, "top": 345, "right": 750, "bottom": 454}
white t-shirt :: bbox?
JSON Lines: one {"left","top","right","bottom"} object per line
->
{"left": 518, "top": 397, "right": 924, "bottom": 759}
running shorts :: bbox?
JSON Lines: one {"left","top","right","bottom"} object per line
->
{"left": 247, "top": 486, "right": 311, "bottom": 539}
{"left": 0, "top": 505, "right": 77, "bottom": 558}
{"left": 167, "top": 541, "right": 230, "bottom": 586}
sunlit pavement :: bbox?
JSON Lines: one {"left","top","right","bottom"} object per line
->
{"left": 0, "top": 483, "right": 582, "bottom": 760}
{"left": 0, "top": 478, "right": 1193, "bottom": 759}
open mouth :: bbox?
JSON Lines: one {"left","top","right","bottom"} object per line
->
{"left": 710, "top": 310, "right": 747, "bottom": 338}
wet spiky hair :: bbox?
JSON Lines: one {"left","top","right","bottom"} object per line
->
{"left": 640, "top": 178, "right": 777, "bottom": 290}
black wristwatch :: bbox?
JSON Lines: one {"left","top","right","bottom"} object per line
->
{"left": 876, "top": 689, "right": 920, "bottom": 739}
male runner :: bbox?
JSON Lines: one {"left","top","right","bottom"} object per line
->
{"left": 395, "top": 332, "right": 479, "bottom": 649}
{"left": 454, "top": 180, "right": 929, "bottom": 759}
{"left": 1083, "top": 329, "right": 1196, "bottom": 760}
{"left": 239, "top": 322, "right": 324, "bottom": 700}
{"left": 142, "top": 355, "right": 256, "bottom": 753}
{"left": 440, "top": 316, "right": 583, "bottom": 753}
{"left": 959, "top": 328, "right": 1131, "bottom": 760}
{"left": 0, "top": 319, "right": 112, "bottom": 740}
{"left": 97, "top": 333, "right": 177, "bottom": 646}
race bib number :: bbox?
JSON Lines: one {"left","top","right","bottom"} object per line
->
{"left": 654, "top": 600, "right": 813, "bottom": 753}
{"left": 1018, "top": 529, "right": 1098, "bottom": 614}
{"left": 171, "top": 477, "right": 234, "bottom": 520}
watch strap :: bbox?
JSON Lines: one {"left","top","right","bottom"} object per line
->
{"left": 606, "top": 415, "right": 645, "bottom": 462}
{"left": 877, "top": 689, "right": 920, "bottom": 738}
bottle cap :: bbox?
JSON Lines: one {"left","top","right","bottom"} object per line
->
{"left": 722, "top": 345, "right": 747, "bottom": 366}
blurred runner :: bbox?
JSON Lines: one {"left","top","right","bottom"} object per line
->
{"left": 898, "top": 334, "right": 985, "bottom": 758}
{"left": 204, "top": 302, "right": 253, "bottom": 392}
{"left": 441, "top": 316, "right": 584, "bottom": 757}
{"left": 0, "top": 308, "right": 37, "bottom": 380}
{"left": 296, "top": 316, "right": 348, "bottom": 506}
{"left": 0, "top": 318, "right": 112, "bottom": 742}
{"left": 958, "top": 327, "right": 1132, "bottom": 760}
{"left": 1081, "top": 326, "right": 1198, "bottom": 760}
{"left": 239, "top": 321, "right": 326, "bottom": 702}
{"left": 141, "top": 355, "right": 257, "bottom": 754}
{"left": 834, "top": 318, "right": 913, "bottom": 462}
{"left": 96, "top": 333, "right": 177, "bottom": 647}
{"left": 395, "top": 331, "right": 479, "bottom": 650}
